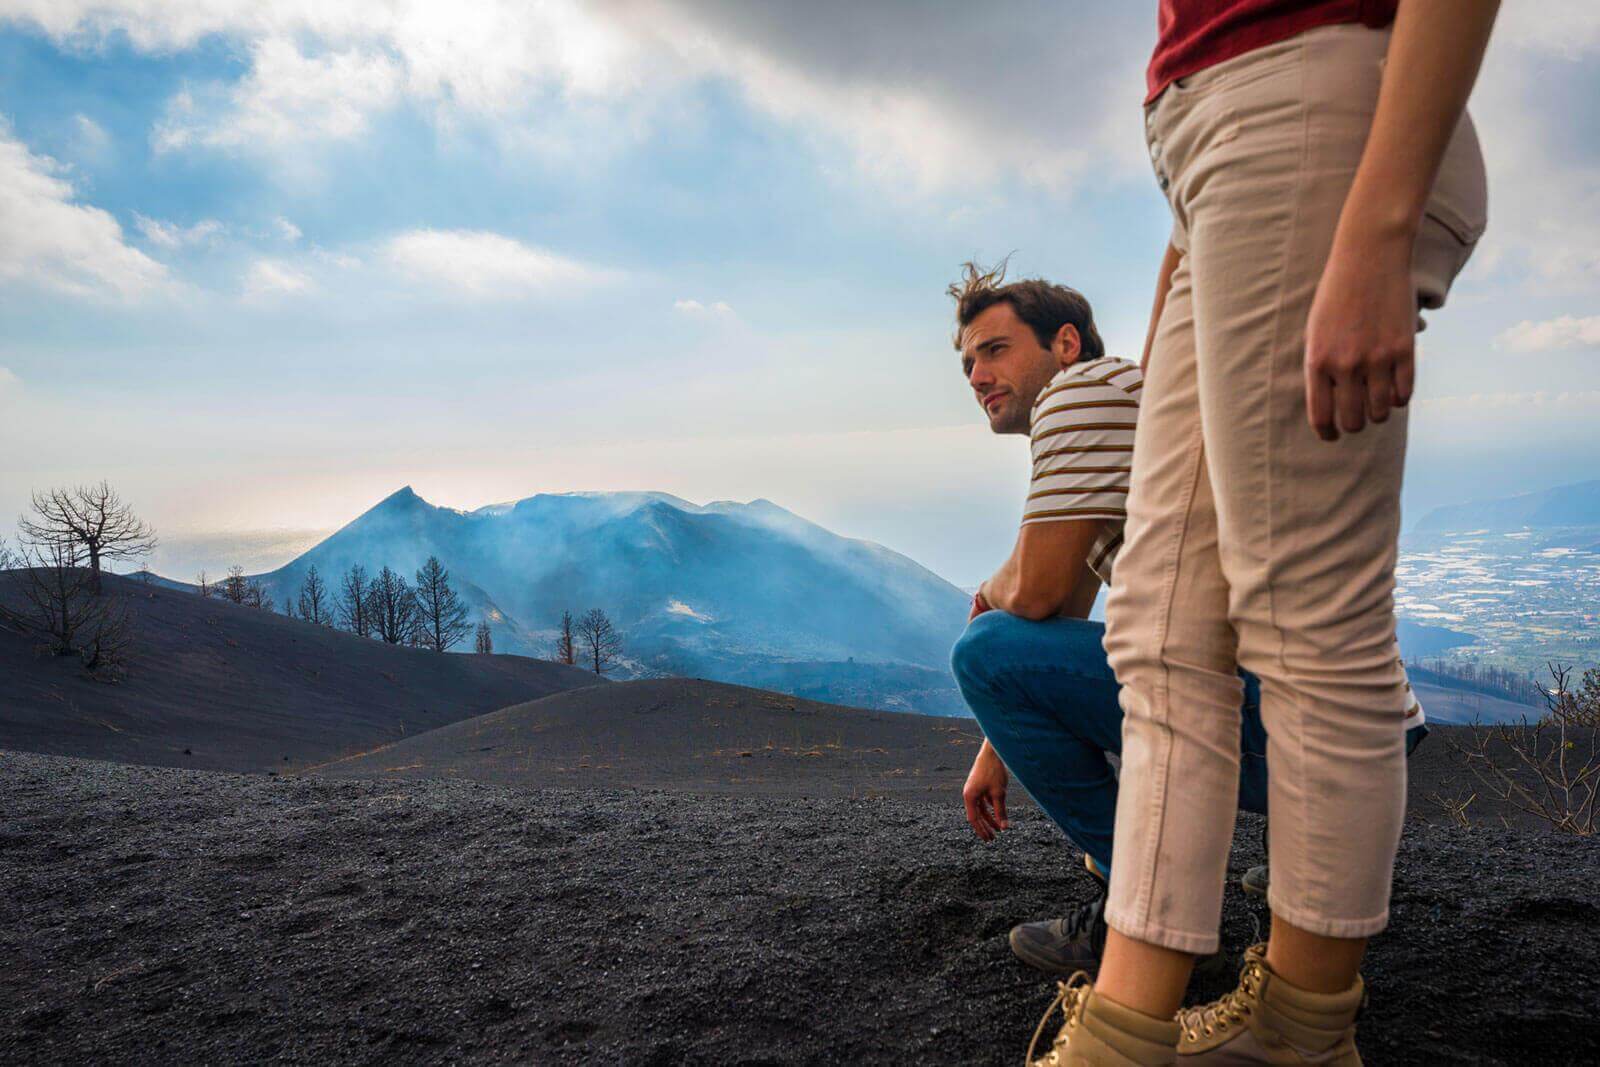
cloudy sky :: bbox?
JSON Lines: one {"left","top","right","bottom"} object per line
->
{"left": 1, "top": 1, "right": 1597, "bottom": 585}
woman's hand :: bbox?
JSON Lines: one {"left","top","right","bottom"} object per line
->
{"left": 962, "top": 740, "right": 1010, "bottom": 841}
{"left": 1304, "top": 226, "right": 1416, "bottom": 443}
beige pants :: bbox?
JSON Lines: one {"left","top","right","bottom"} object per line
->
{"left": 1103, "top": 24, "right": 1486, "bottom": 953}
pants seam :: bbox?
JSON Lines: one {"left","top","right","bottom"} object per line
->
{"left": 1130, "top": 416, "right": 1208, "bottom": 931}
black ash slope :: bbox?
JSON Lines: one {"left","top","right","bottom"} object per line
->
{"left": 310, "top": 677, "right": 985, "bottom": 799}
{"left": 0, "top": 572, "right": 600, "bottom": 772}
{"left": 309, "top": 676, "right": 1556, "bottom": 830}
{"left": 3, "top": 751, "right": 1596, "bottom": 1066}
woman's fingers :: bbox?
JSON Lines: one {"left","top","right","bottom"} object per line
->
{"left": 1365, "top": 368, "right": 1394, "bottom": 425}
{"left": 1393, "top": 346, "right": 1416, "bottom": 408}
{"left": 1306, "top": 364, "right": 1339, "bottom": 442}
{"left": 1335, "top": 367, "right": 1367, "bottom": 435}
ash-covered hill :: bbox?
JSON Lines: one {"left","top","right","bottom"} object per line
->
{"left": 253, "top": 487, "right": 970, "bottom": 714}
{"left": 310, "top": 677, "right": 984, "bottom": 797}
{"left": 308, "top": 676, "right": 1548, "bottom": 829}
{"left": 0, "top": 572, "right": 600, "bottom": 772}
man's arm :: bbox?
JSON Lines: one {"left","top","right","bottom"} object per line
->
{"left": 1305, "top": 0, "right": 1498, "bottom": 440}
{"left": 978, "top": 520, "right": 1104, "bottom": 621}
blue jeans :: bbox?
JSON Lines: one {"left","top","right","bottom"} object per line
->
{"left": 951, "top": 611, "right": 1424, "bottom": 876}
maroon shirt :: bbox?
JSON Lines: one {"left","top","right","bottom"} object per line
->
{"left": 1146, "top": 0, "right": 1398, "bottom": 103}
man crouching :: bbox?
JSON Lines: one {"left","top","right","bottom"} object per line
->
{"left": 946, "top": 261, "right": 1425, "bottom": 974}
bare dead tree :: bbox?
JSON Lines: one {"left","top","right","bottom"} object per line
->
{"left": 248, "top": 580, "right": 274, "bottom": 613}
{"left": 222, "top": 565, "right": 249, "bottom": 604}
{"left": 1447, "top": 663, "right": 1599, "bottom": 837}
{"left": 17, "top": 482, "right": 157, "bottom": 594}
{"left": 577, "top": 608, "right": 623, "bottom": 675}
{"left": 220, "top": 564, "right": 273, "bottom": 611}
{"left": 337, "top": 563, "right": 372, "bottom": 637}
{"left": 413, "top": 556, "right": 470, "bottom": 652}
{"left": 474, "top": 619, "right": 494, "bottom": 654}
{"left": 368, "top": 566, "right": 417, "bottom": 646}
{"left": 12, "top": 538, "right": 92, "bottom": 655}
{"left": 1549, "top": 666, "right": 1600, "bottom": 729}
{"left": 296, "top": 565, "right": 333, "bottom": 626}
{"left": 78, "top": 594, "right": 132, "bottom": 680}
{"left": 553, "top": 609, "right": 576, "bottom": 665}
{"left": 10, "top": 537, "right": 131, "bottom": 679}
{"left": 195, "top": 570, "right": 213, "bottom": 598}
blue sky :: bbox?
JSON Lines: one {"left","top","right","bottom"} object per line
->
{"left": 2, "top": 1, "right": 1598, "bottom": 585}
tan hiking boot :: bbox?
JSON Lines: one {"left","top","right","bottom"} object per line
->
{"left": 1176, "top": 944, "right": 1364, "bottom": 1065}
{"left": 1027, "top": 972, "right": 1180, "bottom": 1066}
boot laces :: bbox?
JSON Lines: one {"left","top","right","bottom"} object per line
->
{"left": 1054, "top": 892, "right": 1103, "bottom": 941}
{"left": 1026, "top": 971, "right": 1092, "bottom": 1066}
{"left": 1178, "top": 955, "right": 1264, "bottom": 1042}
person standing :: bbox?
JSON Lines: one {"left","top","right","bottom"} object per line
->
{"left": 1027, "top": 3, "right": 1496, "bottom": 1065}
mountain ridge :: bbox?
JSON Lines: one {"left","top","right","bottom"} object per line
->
{"left": 253, "top": 487, "right": 970, "bottom": 714}
{"left": 1414, "top": 478, "right": 1600, "bottom": 533}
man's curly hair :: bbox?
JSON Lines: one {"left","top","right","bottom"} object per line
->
{"left": 948, "top": 258, "right": 1105, "bottom": 361}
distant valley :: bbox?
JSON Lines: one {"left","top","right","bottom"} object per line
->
{"left": 1398, "top": 478, "right": 1600, "bottom": 680}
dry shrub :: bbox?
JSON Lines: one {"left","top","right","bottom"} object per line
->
{"left": 1448, "top": 664, "right": 1599, "bottom": 836}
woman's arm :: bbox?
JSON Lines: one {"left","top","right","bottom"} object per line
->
{"left": 1305, "top": 0, "right": 1499, "bottom": 441}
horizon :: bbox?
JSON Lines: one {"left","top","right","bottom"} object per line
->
{"left": 93, "top": 475, "right": 1600, "bottom": 594}
{"left": 4, "top": 3, "right": 1599, "bottom": 587}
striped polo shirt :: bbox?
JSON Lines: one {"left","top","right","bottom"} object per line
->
{"left": 1023, "top": 355, "right": 1143, "bottom": 585}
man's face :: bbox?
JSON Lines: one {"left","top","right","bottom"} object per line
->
{"left": 960, "top": 303, "right": 1062, "bottom": 435}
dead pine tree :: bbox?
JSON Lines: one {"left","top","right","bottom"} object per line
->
{"left": 337, "top": 563, "right": 372, "bottom": 637}
{"left": 474, "top": 619, "right": 494, "bottom": 654}
{"left": 222, "top": 565, "right": 249, "bottom": 604}
{"left": 196, "top": 571, "right": 213, "bottom": 598}
{"left": 368, "top": 566, "right": 417, "bottom": 646}
{"left": 297, "top": 564, "right": 333, "bottom": 626}
{"left": 577, "top": 608, "right": 623, "bottom": 675}
{"left": 18, "top": 481, "right": 157, "bottom": 594}
{"left": 553, "top": 609, "right": 576, "bottom": 665}
{"left": 413, "top": 555, "right": 469, "bottom": 652}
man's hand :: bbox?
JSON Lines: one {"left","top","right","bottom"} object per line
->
{"left": 1304, "top": 228, "right": 1416, "bottom": 442}
{"left": 962, "top": 740, "right": 1009, "bottom": 842}
{"left": 969, "top": 590, "right": 992, "bottom": 622}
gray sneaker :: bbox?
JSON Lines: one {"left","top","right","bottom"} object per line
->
{"left": 1241, "top": 864, "right": 1269, "bottom": 899}
{"left": 1010, "top": 877, "right": 1232, "bottom": 977}
{"left": 1009, "top": 887, "right": 1108, "bottom": 975}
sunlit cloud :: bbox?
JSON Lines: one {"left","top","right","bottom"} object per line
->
{"left": 0, "top": 125, "right": 167, "bottom": 299}
{"left": 153, "top": 39, "right": 402, "bottom": 152}
{"left": 383, "top": 228, "right": 612, "bottom": 298}
{"left": 1496, "top": 315, "right": 1600, "bottom": 353}
{"left": 674, "top": 298, "right": 734, "bottom": 316}
{"left": 135, "top": 213, "right": 224, "bottom": 248}
{"left": 8, "top": 0, "right": 1150, "bottom": 197}
{"left": 243, "top": 257, "right": 311, "bottom": 296}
